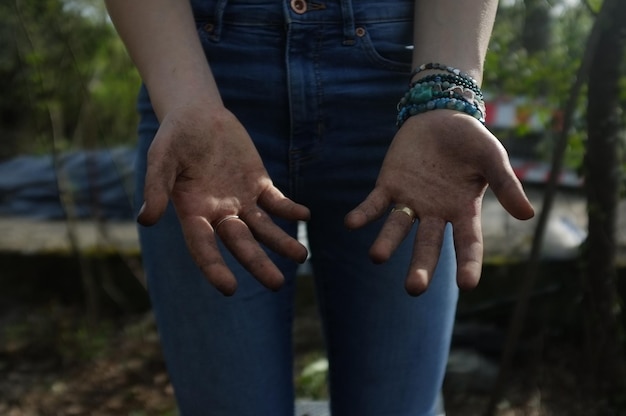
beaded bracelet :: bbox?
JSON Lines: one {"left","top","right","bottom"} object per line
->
{"left": 409, "top": 74, "right": 483, "bottom": 99}
{"left": 397, "top": 63, "right": 486, "bottom": 127}
{"left": 410, "top": 62, "right": 479, "bottom": 87}
{"left": 396, "top": 97, "right": 485, "bottom": 127}
{"left": 399, "top": 79, "right": 485, "bottom": 112}
{"left": 398, "top": 81, "right": 484, "bottom": 110}
{"left": 396, "top": 85, "right": 485, "bottom": 126}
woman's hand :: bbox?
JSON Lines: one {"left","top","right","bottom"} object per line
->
{"left": 345, "top": 110, "right": 534, "bottom": 295}
{"left": 138, "top": 103, "right": 310, "bottom": 295}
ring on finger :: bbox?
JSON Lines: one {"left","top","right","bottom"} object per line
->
{"left": 391, "top": 205, "right": 416, "bottom": 223}
{"left": 214, "top": 215, "right": 240, "bottom": 231}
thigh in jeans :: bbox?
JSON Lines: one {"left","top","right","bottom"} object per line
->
{"left": 291, "top": 4, "right": 459, "bottom": 415}
{"left": 134, "top": 11, "right": 298, "bottom": 416}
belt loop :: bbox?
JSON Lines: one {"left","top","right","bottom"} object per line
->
{"left": 340, "top": 0, "right": 356, "bottom": 45}
{"left": 211, "top": 0, "right": 228, "bottom": 41}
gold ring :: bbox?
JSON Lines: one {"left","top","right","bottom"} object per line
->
{"left": 214, "top": 215, "right": 240, "bottom": 231}
{"left": 391, "top": 205, "right": 416, "bottom": 223}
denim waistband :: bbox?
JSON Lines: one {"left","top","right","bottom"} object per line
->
{"left": 192, "top": 0, "right": 413, "bottom": 43}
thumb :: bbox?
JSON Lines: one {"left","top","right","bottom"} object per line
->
{"left": 485, "top": 153, "right": 534, "bottom": 221}
{"left": 137, "top": 142, "right": 177, "bottom": 226}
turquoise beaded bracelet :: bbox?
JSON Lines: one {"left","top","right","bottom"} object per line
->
{"left": 396, "top": 97, "right": 485, "bottom": 127}
{"left": 398, "top": 81, "right": 484, "bottom": 110}
{"left": 409, "top": 74, "right": 483, "bottom": 99}
{"left": 397, "top": 63, "right": 486, "bottom": 127}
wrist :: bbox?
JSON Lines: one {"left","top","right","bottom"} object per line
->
{"left": 148, "top": 79, "right": 224, "bottom": 121}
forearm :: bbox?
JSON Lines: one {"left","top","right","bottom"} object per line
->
{"left": 105, "top": 0, "right": 223, "bottom": 119}
{"left": 412, "top": 0, "right": 498, "bottom": 85}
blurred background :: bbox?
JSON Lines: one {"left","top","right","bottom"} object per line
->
{"left": 0, "top": 0, "right": 625, "bottom": 415}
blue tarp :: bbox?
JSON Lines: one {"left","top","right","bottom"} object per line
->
{"left": 0, "top": 147, "right": 136, "bottom": 220}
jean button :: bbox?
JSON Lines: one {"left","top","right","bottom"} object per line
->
{"left": 291, "top": 0, "right": 307, "bottom": 14}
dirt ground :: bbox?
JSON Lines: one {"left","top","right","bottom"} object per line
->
{"left": 0, "top": 299, "right": 621, "bottom": 416}
{"left": 0, "top": 307, "right": 173, "bottom": 416}
{"left": 0, "top": 255, "right": 623, "bottom": 416}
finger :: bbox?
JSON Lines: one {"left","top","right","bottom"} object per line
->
{"left": 258, "top": 187, "right": 311, "bottom": 222}
{"left": 242, "top": 208, "right": 308, "bottom": 264}
{"left": 344, "top": 188, "right": 390, "bottom": 229}
{"left": 138, "top": 141, "right": 177, "bottom": 226}
{"left": 484, "top": 152, "right": 535, "bottom": 221}
{"left": 216, "top": 217, "right": 285, "bottom": 291}
{"left": 369, "top": 207, "right": 416, "bottom": 264}
{"left": 180, "top": 216, "right": 239, "bottom": 296}
{"left": 452, "top": 214, "right": 484, "bottom": 291}
{"left": 405, "top": 217, "right": 446, "bottom": 296}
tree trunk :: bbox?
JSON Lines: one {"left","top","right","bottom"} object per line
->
{"left": 583, "top": 0, "right": 626, "bottom": 404}
{"left": 522, "top": 0, "right": 551, "bottom": 54}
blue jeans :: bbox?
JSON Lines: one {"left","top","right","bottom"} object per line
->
{"left": 135, "top": 1, "right": 458, "bottom": 415}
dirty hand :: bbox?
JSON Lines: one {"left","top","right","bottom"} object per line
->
{"left": 137, "top": 104, "right": 310, "bottom": 295}
{"left": 345, "top": 110, "right": 534, "bottom": 295}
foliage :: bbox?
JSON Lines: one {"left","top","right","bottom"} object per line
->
{"left": 0, "top": 0, "right": 615, "bottom": 167}
{"left": 295, "top": 354, "right": 329, "bottom": 400}
{"left": 488, "top": 1, "right": 592, "bottom": 96}
{"left": 486, "top": 0, "right": 597, "bottom": 169}
{"left": 0, "top": 0, "right": 140, "bottom": 160}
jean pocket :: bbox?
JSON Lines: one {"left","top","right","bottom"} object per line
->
{"left": 356, "top": 21, "right": 413, "bottom": 73}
